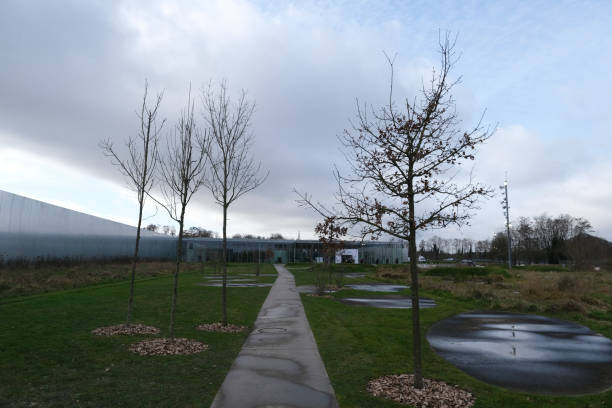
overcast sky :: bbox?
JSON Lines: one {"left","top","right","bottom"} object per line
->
{"left": 1, "top": 0, "right": 611, "bottom": 241}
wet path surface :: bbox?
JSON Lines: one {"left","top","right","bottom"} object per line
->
{"left": 210, "top": 265, "right": 338, "bottom": 408}
{"left": 427, "top": 311, "right": 612, "bottom": 395}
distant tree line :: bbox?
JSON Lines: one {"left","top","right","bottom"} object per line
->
{"left": 231, "top": 233, "right": 285, "bottom": 240}
{"left": 145, "top": 224, "right": 177, "bottom": 236}
{"left": 419, "top": 213, "right": 611, "bottom": 267}
{"left": 144, "top": 224, "right": 286, "bottom": 240}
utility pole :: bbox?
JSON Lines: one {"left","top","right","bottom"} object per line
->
{"left": 500, "top": 176, "right": 512, "bottom": 271}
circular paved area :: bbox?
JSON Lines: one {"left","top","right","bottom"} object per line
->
{"left": 427, "top": 311, "right": 612, "bottom": 395}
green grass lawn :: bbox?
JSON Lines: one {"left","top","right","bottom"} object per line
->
{"left": 0, "top": 262, "right": 276, "bottom": 407}
{"left": 291, "top": 263, "right": 612, "bottom": 407}
{"left": 287, "top": 263, "right": 377, "bottom": 286}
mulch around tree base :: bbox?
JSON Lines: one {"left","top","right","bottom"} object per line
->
{"left": 367, "top": 374, "right": 475, "bottom": 408}
{"left": 129, "top": 338, "right": 209, "bottom": 356}
{"left": 91, "top": 323, "right": 160, "bottom": 336}
{"left": 196, "top": 322, "right": 247, "bottom": 333}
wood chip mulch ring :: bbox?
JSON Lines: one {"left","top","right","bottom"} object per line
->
{"left": 91, "top": 323, "right": 160, "bottom": 336}
{"left": 196, "top": 322, "right": 247, "bottom": 333}
{"left": 367, "top": 374, "right": 475, "bottom": 408}
{"left": 129, "top": 338, "right": 209, "bottom": 356}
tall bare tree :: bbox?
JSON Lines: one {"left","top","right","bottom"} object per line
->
{"left": 153, "top": 88, "right": 209, "bottom": 339}
{"left": 297, "top": 34, "right": 493, "bottom": 388}
{"left": 202, "top": 81, "right": 268, "bottom": 326}
{"left": 100, "top": 80, "right": 164, "bottom": 326}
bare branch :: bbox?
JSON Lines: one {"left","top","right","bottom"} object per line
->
{"left": 98, "top": 79, "right": 164, "bottom": 325}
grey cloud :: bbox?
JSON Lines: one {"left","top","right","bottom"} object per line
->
{"left": 1, "top": 0, "right": 611, "bottom": 240}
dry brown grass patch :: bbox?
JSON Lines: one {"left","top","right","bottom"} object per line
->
{"left": 196, "top": 322, "right": 247, "bottom": 333}
{"left": 0, "top": 261, "right": 204, "bottom": 297}
{"left": 91, "top": 323, "right": 160, "bottom": 336}
{"left": 419, "top": 269, "right": 612, "bottom": 315}
{"left": 367, "top": 374, "right": 475, "bottom": 407}
{"left": 129, "top": 338, "right": 208, "bottom": 355}
{"left": 376, "top": 266, "right": 410, "bottom": 280}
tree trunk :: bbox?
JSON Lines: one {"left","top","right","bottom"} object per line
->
{"left": 126, "top": 197, "right": 144, "bottom": 326}
{"left": 222, "top": 204, "right": 228, "bottom": 326}
{"left": 169, "top": 206, "right": 185, "bottom": 340}
{"left": 256, "top": 244, "right": 261, "bottom": 277}
{"left": 409, "top": 188, "right": 423, "bottom": 388}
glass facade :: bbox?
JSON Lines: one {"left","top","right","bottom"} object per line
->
{"left": 184, "top": 238, "right": 407, "bottom": 264}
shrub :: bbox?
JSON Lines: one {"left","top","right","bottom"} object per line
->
{"left": 557, "top": 275, "right": 578, "bottom": 291}
{"left": 562, "top": 299, "right": 586, "bottom": 313}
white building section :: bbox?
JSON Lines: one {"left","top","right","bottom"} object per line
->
{"left": 335, "top": 248, "right": 358, "bottom": 264}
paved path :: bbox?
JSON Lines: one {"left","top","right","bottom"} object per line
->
{"left": 210, "top": 264, "right": 339, "bottom": 408}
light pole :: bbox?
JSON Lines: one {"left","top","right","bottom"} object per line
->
{"left": 500, "top": 177, "right": 512, "bottom": 271}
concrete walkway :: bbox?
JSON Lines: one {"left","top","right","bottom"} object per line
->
{"left": 210, "top": 264, "right": 339, "bottom": 408}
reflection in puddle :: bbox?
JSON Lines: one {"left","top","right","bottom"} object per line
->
{"left": 343, "top": 273, "right": 367, "bottom": 278}
{"left": 338, "top": 297, "right": 436, "bottom": 309}
{"left": 206, "top": 278, "right": 256, "bottom": 283}
{"left": 344, "top": 284, "right": 409, "bottom": 292}
{"left": 295, "top": 285, "right": 336, "bottom": 294}
{"left": 427, "top": 311, "right": 612, "bottom": 395}
{"left": 239, "top": 273, "right": 277, "bottom": 277}
{"left": 199, "top": 283, "right": 273, "bottom": 288}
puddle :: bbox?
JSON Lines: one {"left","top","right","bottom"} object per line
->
{"left": 205, "top": 278, "right": 255, "bottom": 282}
{"left": 426, "top": 311, "right": 612, "bottom": 395}
{"left": 338, "top": 297, "right": 436, "bottom": 309}
{"left": 344, "top": 283, "right": 409, "bottom": 292}
{"left": 343, "top": 273, "right": 367, "bottom": 278}
{"left": 295, "top": 285, "right": 336, "bottom": 294}
{"left": 199, "top": 283, "right": 273, "bottom": 288}
{"left": 239, "top": 273, "right": 277, "bottom": 277}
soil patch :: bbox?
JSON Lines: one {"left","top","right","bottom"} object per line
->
{"left": 367, "top": 374, "right": 474, "bottom": 407}
{"left": 197, "top": 322, "right": 247, "bottom": 333}
{"left": 91, "top": 323, "right": 160, "bottom": 336}
{"left": 129, "top": 338, "right": 208, "bottom": 356}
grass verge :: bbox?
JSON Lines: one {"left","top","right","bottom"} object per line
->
{"left": 292, "top": 263, "right": 612, "bottom": 407}
{"left": 0, "top": 262, "right": 276, "bottom": 407}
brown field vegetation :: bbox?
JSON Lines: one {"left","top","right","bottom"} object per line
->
{"left": 375, "top": 264, "right": 612, "bottom": 324}
{"left": 0, "top": 261, "right": 203, "bottom": 298}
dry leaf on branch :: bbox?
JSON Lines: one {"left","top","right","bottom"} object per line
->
{"left": 129, "top": 338, "right": 209, "bottom": 356}
{"left": 91, "top": 323, "right": 160, "bottom": 336}
{"left": 367, "top": 374, "right": 475, "bottom": 408}
{"left": 196, "top": 322, "right": 247, "bottom": 333}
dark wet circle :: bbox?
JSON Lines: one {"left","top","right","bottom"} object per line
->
{"left": 344, "top": 283, "right": 409, "bottom": 292}
{"left": 426, "top": 311, "right": 612, "bottom": 395}
{"left": 343, "top": 273, "right": 367, "bottom": 278}
{"left": 338, "top": 297, "right": 436, "bottom": 309}
{"left": 199, "top": 283, "right": 273, "bottom": 288}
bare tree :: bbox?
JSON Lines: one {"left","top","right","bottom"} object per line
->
{"left": 146, "top": 223, "right": 160, "bottom": 232}
{"left": 202, "top": 80, "right": 268, "bottom": 326}
{"left": 152, "top": 88, "right": 209, "bottom": 339}
{"left": 297, "top": 34, "right": 493, "bottom": 388}
{"left": 99, "top": 80, "right": 164, "bottom": 326}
